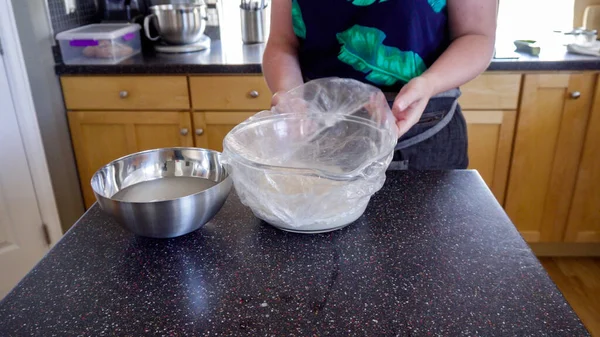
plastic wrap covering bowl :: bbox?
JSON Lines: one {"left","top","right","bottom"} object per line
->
{"left": 223, "top": 78, "right": 398, "bottom": 233}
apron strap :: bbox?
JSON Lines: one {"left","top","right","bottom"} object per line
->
{"left": 389, "top": 88, "right": 462, "bottom": 151}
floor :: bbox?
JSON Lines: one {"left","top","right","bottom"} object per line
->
{"left": 539, "top": 258, "right": 600, "bottom": 336}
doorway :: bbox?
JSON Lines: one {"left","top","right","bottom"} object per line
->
{"left": 0, "top": 41, "right": 51, "bottom": 299}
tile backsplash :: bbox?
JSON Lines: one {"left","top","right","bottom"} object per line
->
{"left": 47, "top": 0, "right": 98, "bottom": 34}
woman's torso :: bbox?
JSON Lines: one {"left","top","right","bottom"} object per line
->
{"left": 293, "top": 0, "right": 450, "bottom": 91}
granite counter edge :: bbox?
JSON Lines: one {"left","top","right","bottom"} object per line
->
{"left": 55, "top": 60, "right": 600, "bottom": 76}
{"left": 54, "top": 63, "right": 264, "bottom": 75}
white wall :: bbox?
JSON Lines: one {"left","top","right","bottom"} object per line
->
{"left": 10, "top": 0, "right": 85, "bottom": 231}
{"left": 497, "top": 0, "right": 575, "bottom": 43}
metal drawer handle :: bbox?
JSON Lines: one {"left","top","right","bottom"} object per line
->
{"left": 249, "top": 90, "right": 260, "bottom": 98}
{"left": 119, "top": 91, "right": 129, "bottom": 99}
{"left": 195, "top": 128, "right": 204, "bottom": 136}
{"left": 570, "top": 91, "right": 581, "bottom": 99}
{"left": 180, "top": 128, "right": 189, "bottom": 136}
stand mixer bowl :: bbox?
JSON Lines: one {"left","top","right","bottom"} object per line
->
{"left": 144, "top": 4, "right": 207, "bottom": 45}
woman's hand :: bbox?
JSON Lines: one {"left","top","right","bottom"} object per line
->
{"left": 392, "top": 76, "right": 434, "bottom": 137}
{"left": 388, "top": 0, "right": 496, "bottom": 137}
{"left": 269, "top": 90, "right": 316, "bottom": 141}
{"left": 271, "top": 91, "right": 286, "bottom": 106}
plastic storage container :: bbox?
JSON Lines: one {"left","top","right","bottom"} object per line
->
{"left": 56, "top": 24, "right": 142, "bottom": 65}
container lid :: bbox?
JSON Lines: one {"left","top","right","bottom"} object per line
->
{"left": 56, "top": 24, "right": 141, "bottom": 41}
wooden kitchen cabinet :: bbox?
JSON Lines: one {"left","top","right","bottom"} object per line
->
{"left": 189, "top": 75, "right": 269, "bottom": 152}
{"left": 189, "top": 76, "right": 271, "bottom": 111}
{"left": 61, "top": 76, "right": 190, "bottom": 110}
{"left": 459, "top": 74, "right": 522, "bottom": 110}
{"left": 193, "top": 112, "right": 255, "bottom": 152}
{"left": 68, "top": 110, "right": 194, "bottom": 208}
{"left": 459, "top": 74, "right": 521, "bottom": 204}
{"left": 564, "top": 78, "right": 600, "bottom": 243}
{"left": 504, "top": 73, "right": 597, "bottom": 243}
{"left": 464, "top": 110, "right": 517, "bottom": 204}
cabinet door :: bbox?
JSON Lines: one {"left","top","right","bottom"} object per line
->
{"left": 464, "top": 110, "right": 516, "bottom": 204}
{"left": 564, "top": 80, "right": 600, "bottom": 243}
{"left": 68, "top": 111, "right": 194, "bottom": 208}
{"left": 504, "top": 74, "right": 596, "bottom": 243}
{"left": 193, "top": 112, "right": 255, "bottom": 152}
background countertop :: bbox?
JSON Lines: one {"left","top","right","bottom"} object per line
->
{"left": 0, "top": 171, "right": 589, "bottom": 336}
{"left": 55, "top": 40, "right": 600, "bottom": 75}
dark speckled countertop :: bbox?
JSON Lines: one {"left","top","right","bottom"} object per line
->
{"left": 55, "top": 40, "right": 265, "bottom": 75}
{"left": 0, "top": 171, "right": 590, "bottom": 336}
{"left": 54, "top": 39, "right": 600, "bottom": 75}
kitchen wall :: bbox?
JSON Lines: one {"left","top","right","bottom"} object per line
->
{"left": 11, "top": 0, "right": 85, "bottom": 231}
{"left": 497, "top": 0, "right": 574, "bottom": 43}
{"left": 574, "top": 0, "right": 600, "bottom": 26}
{"left": 47, "top": 0, "right": 97, "bottom": 34}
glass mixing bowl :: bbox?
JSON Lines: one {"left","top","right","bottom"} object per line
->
{"left": 223, "top": 78, "right": 397, "bottom": 233}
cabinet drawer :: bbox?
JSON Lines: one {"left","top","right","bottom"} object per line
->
{"left": 190, "top": 76, "right": 271, "bottom": 110}
{"left": 459, "top": 74, "right": 522, "bottom": 110}
{"left": 61, "top": 76, "right": 190, "bottom": 110}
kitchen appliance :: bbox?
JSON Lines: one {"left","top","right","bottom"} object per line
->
{"left": 153, "top": 35, "right": 211, "bottom": 53}
{"left": 240, "top": 0, "right": 268, "bottom": 44}
{"left": 91, "top": 147, "right": 232, "bottom": 238}
{"left": 98, "top": 0, "right": 149, "bottom": 22}
{"left": 144, "top": 3, "right": 209, "bottom": 52}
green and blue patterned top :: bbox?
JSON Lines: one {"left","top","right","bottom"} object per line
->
{"left": 292, "top": 0, "right": 450, "bottom": 91}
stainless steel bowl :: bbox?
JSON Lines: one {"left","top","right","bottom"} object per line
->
{"left": 144, "top": 4, "right": 207, "bottom": 45}
{"left": 91, "top": 148, "right": 232, "bottom": 238}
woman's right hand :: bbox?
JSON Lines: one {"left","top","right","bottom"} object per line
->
{"left": 271, "top": 91, "right": 286, "bottom": 107}
{"left": 269, "top": 90, "right": 318, "bottom": 142}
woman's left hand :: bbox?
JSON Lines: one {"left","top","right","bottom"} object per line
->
{"left": 392, "top": 76, "right": 435, "bottom": 137}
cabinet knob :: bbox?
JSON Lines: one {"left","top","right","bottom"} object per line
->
{"left": 570, "top": 91, "right": 581, "bottom": 99}
{"left": 119, "top": 91, "right": 129, "bottom": 99}
{"left": 180, "top": 128, "right": 189, "bottom": 136}
{"left": 249, "top": 90, "right": 260, "bottom": 98}
{"left": 195, "top": 128, "right": 204, "bottom": 136}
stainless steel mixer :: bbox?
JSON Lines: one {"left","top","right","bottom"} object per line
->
{"left": 144, "top": 3, "right": 208, "bottom": 45}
